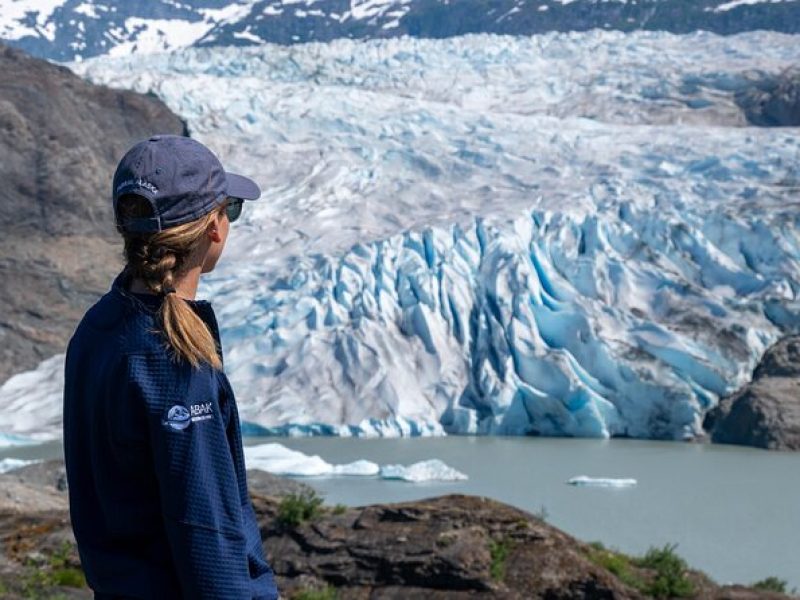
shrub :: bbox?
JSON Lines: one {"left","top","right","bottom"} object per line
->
{"left": 752, "top": 576, "right": 788, "bottom": 594}
{"left": 586, "top": 543, "right": 645, "bottom": 590}
{"left": 634, "top": 543, "right": 694, "bottom": 598}
{"left": 278, "top": 490, "right": 325, "bottom": 527}
{"left": 50, "top": 568, "right": 86, "bottom": 587}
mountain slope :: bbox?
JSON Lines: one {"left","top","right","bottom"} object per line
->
{"left": 0, "top": 42, "right": 186, "bottom": 386}
{"left": 1, "top": 0, "right": 799, "bottom": 62}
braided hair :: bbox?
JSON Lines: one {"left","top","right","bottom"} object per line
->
{"left": 115, "top": 193, "right": 224, "bottom": 371}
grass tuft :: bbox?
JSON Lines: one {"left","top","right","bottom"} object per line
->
{"left": 489, "top": 537, "right": 513, "bottom": 581}
{"left": 277, "top": 490, "right": 325, "bottom": 527}
{"left": 586, "top": 541, "right": 694, "bottom": 598}
{"left": 292, "top": 584, "right": 339, "bottom": 600}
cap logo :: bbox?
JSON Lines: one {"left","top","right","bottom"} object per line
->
{"left": 116, "top": 177, "right": 159, "bottom": 195}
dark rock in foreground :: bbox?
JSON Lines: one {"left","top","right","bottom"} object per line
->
{"left": 705, "top": 336, "right": 800, "bottom": 450}
{"left": 259, "top": 492, "right": 636, "bottom": 599}
{"left": 0, "top": 43, "right": 186, "bottom": 386}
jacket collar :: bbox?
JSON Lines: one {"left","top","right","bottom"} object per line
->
{"left": 110, "top": 266, "right": 225, "bottom": 366}
{"left": 111, "top": 266, "right": 211, "bottom": 314}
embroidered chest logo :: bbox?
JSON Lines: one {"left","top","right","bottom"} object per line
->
{"left": 162, "top": 402, "right": 214, "bottom": 430}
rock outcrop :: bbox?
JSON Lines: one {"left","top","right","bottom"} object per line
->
{"left": 735, "top": 68, "right": 800, "bottom": 127}
{"left": 705, "top": 336, "right": 800, "bottom": 450}
{"left": 0, "top": 43, "right": 186, "bottom": 386}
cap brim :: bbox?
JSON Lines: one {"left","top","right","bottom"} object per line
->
{"left": 226, "top": 172, "right": 261, "bottom": 200}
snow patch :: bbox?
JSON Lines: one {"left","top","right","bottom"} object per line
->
{"left": 0, "top": 0, "right": 63, "bottom": 41}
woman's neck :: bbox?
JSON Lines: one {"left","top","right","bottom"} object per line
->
{"left": 128, "top": 269, "right": 201, "bottom": 300}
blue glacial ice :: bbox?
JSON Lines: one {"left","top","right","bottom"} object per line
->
{"left": 1, "top": 31, "right": 799, "bottom": 444}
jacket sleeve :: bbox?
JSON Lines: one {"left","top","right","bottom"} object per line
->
{"left": 127, "top": 352, "right": 251, "bottom": 599}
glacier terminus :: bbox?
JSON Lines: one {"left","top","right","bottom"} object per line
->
{"left": 1, "top": 30, "right": 799, "bottom": 444}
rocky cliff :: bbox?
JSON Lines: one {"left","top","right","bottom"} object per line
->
{"left": 736, "top": 68, "right": 800, "bottom": 127}
{"left": 704, "top": 336, "right": 800, "bottom": 451}
{"left": 0, "top": 43, "right": 186, "bottom": 385}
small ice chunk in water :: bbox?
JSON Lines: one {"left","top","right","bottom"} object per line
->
{"left": 380, "top": 458, "right": 468, "bottom": 482}
{"left": 567, "top": 475, "right": 637, "bottom": 487}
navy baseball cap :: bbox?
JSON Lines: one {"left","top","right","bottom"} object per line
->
{"left": 112, "top": 134, "right": 261, "bottom": 233}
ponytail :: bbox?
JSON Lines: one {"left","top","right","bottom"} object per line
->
{"left": 116, "top": 193, "right": 223, "bottom": 371}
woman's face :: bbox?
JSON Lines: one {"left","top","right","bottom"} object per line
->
{"left": 200, "top": 201, "right": 231, "bottom": 273}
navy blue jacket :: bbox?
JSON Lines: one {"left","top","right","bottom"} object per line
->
{"left": 63, "top": 266, "right": 280, "bottom": 599}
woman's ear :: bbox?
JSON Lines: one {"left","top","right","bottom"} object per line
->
{"left": 207, "top": 213, "right": 223, "bottom": 243}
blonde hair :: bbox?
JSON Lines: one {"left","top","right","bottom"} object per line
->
{"left": 116, "top": 193, "right": 226, "bottom": 371}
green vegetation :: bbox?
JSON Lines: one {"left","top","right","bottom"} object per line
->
{"left": 278, "top": 489, "right": 326, "bottom": 527}
{"left": 586, "top": 541, "right": 646, "bottom": 590}
{"left": 330, "top": 503, "right": 347, "bottom": 515}
{"left": 637, "top": 543, "right": 694, "bottom": 598}
{"left": 291, "top": 584, "right": 339, "bottom": 600}
{"left": 586, "top": 541, "right": 694, "bottom": 598}
{"left": 488, "top": 536, "right": 513, "bottom": 581}
{"left": 17, "top": 540, "right": 86, "bottom": 599}
{"left": 752, "top": 576, "right": 789, "bottom": 594}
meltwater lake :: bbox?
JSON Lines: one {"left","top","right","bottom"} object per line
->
{"left": 5, "top": 435, "right": 799, "bottom": 589}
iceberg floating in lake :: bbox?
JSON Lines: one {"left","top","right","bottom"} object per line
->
{"left": 243, "top": 443, "right": 467, "bottom": 482}
{"left": 380, "top": 459, "right": 469, "bottom": 482}
{"left": 567, "top": 475, "right": 638, "bottom": 488}
{"left": 243, "top": 443, "right": 380, "bottom": 476}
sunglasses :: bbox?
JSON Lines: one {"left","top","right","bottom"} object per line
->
{"left": 224, "top": 198, "right": 244, "bottom": 223}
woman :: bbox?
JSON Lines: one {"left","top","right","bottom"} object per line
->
{"left": 62, "top": 134, "right": 280, "bottom": 599}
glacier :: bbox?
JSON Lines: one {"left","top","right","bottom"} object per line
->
{"left": 2, "top": 31, "right": 800, "bottom": 444}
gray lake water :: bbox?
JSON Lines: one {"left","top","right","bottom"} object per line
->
{"left": 5, "top": 436, "right": 799, "bottom": 589}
